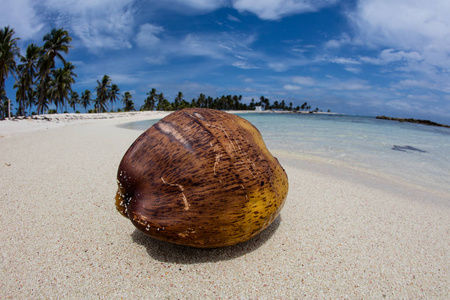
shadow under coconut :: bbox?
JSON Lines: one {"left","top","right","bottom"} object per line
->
{"left": 131, "top": 215, "right": 281, "bottom": 264}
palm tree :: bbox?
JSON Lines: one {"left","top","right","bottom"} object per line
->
{"left": 69, "top": 91, "right": 80, "bottom": 112}
{"left": 174, "top": 91, "right": 184, "bottom": 110}
{"left": 109, "top": 83, "right": 120, "bottom": 112}
{"left": 158, "top": 95, "right": 173, "bottom": 110}
{"left": 14, "top": 43, "right": 41, "bottom": 115}
{"left": 206, "top": 96, "right": 213, "bottom": 109}
{"left": 81, "top": 90, "right": 91, "bottom": 113}
{"left": 122, "top": 91, "right": 135, "bottom": 111}
{"left": 48, "top": 69, "right": 63, "bottom": 112}
{"left": 260, "top": 96, "right": 270, "bottom": 110}
{"left": 95, "top": 75, "right": 111, "bottom": 113}
{"left": 62, "top": 62, "right": 77, "bottom": 111}
{"left": 196, "top": 93, "right": 206, "bottom": 108}
{"left": 141, "top": 88, "right": 157, "bottom": 111}
{"left": 13, "top": 80, "right": 26, "bottom": 116}
{"left": 156, "top": 92, "right": 166, "bottom": 111}
{"left": 48, "top": 62, "right": 76, "bottom": 112}
{"left": 37, "top": 28, "right": 72, "bottom": 114}
{"left": 301, "top": 102, "right": 308, "bottom": 111}
{"left": 232, "top": 95, "right": 242, "bottom": 110}
{"left": 249, "top": 98, "right": 255, "bottom": 110}
{"left": 26, "top": 89, "right": 37, "bottom": 115}
{"left": 0, "top": 26, "right": 20, "bottom": 103}
{"left": 0, "top": 94, "right": 12, "bottom": 119}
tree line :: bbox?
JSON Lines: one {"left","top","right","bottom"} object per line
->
{"left": 0, "top": 26, "right": 137, "bottom": 118}
{"left": 0, "top": 26, "right": 326, "bottom": 119}
{"left": 138, "top": 91, "right": 317, "bottom": 113}
{"left": 1, "top": 26, "right": 76, "bottom": 117}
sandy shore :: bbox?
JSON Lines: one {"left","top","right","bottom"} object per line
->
{"left": 0, "top": 112, "right": 448, "bottom": 298}
{"left": 0, "top": 111, "right": 171, "bottom": 137}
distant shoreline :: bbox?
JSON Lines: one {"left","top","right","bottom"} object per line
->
{"left": 376, "top": 116, "right": 450, "bottom": 128}
{"left": 3, "top": 111, "right": 448, "bottom": 138}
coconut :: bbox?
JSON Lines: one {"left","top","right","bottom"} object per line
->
{"left": 115, "top": 108, "right": 288, "bottom": 248}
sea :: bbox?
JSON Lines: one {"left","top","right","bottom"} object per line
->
{"left": 120, "top": 112, "right": 450, "bottom": 200}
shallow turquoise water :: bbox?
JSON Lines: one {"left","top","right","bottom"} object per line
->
{"left": 119, "top": 113, "right": 450, "bottom": 198}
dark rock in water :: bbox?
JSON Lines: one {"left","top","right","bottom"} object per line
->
{"left": 376, "top": 116, "right": 450, "bottom": 128}
{"left": 392, "top": 145, "right": 427, "bottom": 153}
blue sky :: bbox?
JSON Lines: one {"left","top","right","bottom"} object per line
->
{"left": 2, "top": 0, "right": 450, "bottom": 123}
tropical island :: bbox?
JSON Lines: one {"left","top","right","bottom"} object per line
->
{"left": 376, "top": 116, "right": 450, "bottom": 128}
{"left": 0, "top": 26, "right": 328, "bottom": 120}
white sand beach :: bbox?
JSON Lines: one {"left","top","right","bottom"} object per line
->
{"left": 0, "top": 112, "right": 448, "bottom": 298}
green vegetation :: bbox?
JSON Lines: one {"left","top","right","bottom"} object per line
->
{"left": 0, "top": 26, "right": 327, "bottom": 119}
{"left": 0, "top": 26, "right": 19, "bottom": 119}
{"left": 122, "top": 91, "right": 135, "bottom": 112}
{"left": 376, "top": 116, "right": 450, "bottom": 128}
{"left": 135, "top": 91, "right": 317, "bottom": 112}
{"left": 1, "top": 26, "right": 76, "bottom": 117}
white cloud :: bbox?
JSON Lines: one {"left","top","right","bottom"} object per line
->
{"left": 406, "top": 94, "right": 439, "bottom": 103}
{"left": 380, "top": 49, "right": 422, "bottom": 63}
{"left": 41, "top": 0, "right": 136, "bottom": 51}
{"left": 179, "top": 34, "right": 227, "bottom": 59}
{"left": 349, "top": 0, "right": 450, "bottom": 70}
{"left": 283, "top": 84, "right": 302, "bottom": 91}
{"left": 151, "top": 32, "right": 258, "bottom": 68}
{"left": 292, "top": 76, "right": 315, "bottom": 86}
{"left": 136, "top": 24, "right": 164, "bottom": 48}
{"left": 319, "top": 56, "right": 362, "bottom": 73}
{"left": 265, "top": 52, "right": 312, "bottom": 72}
{"left": 344, "top": 66, "right": 361, "bottom": 74}
{"left": 325, "top": 34, "right": 351, "bottom": 49}
{"left": 395, "top": 80, "right": 426, "bottom": 89}
{"left": 392, "top": 79, "right": 448, "bottom": 93}
{"left": 227, "top": 14, "right": 242, "bottom": 22}
{"left": 167, "top": 0, "right": 228, "bottom": 11}
{"left": 232, "top": 0, "right": 338, "bottom": 20}
{"left": 268, "top": 62, "right": 289, "bottom": 72}
{"left": 0, "top": 0, "right": 44, "bottom": 40}
{"left": 329, "top": 57, "right": 361, "bottom": 65}
{"left": 329, "top": 79, "right": 371, "bottom": 91}
{"left": 360, "top": 49, "right": 423, "bottom": 65}
{"left": 350, "top": 0, "right": 450, "bottom": 47}
{"left": 144, "top": 56, "right": 167, "bottom": 65}
{"left": 140, "top": 0, "right": 339, "bottom": 20}
{"left": 232, "top": 61, "right": 258, "bottom": 69}
{"left": 106, "top": 72, "right": 143, "bottom": 85}
{"left": 128, "top": 26, "right": 259, "bottom": 68}
{"left": 385, "top": 99, "right": 418, "bottom": 112}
